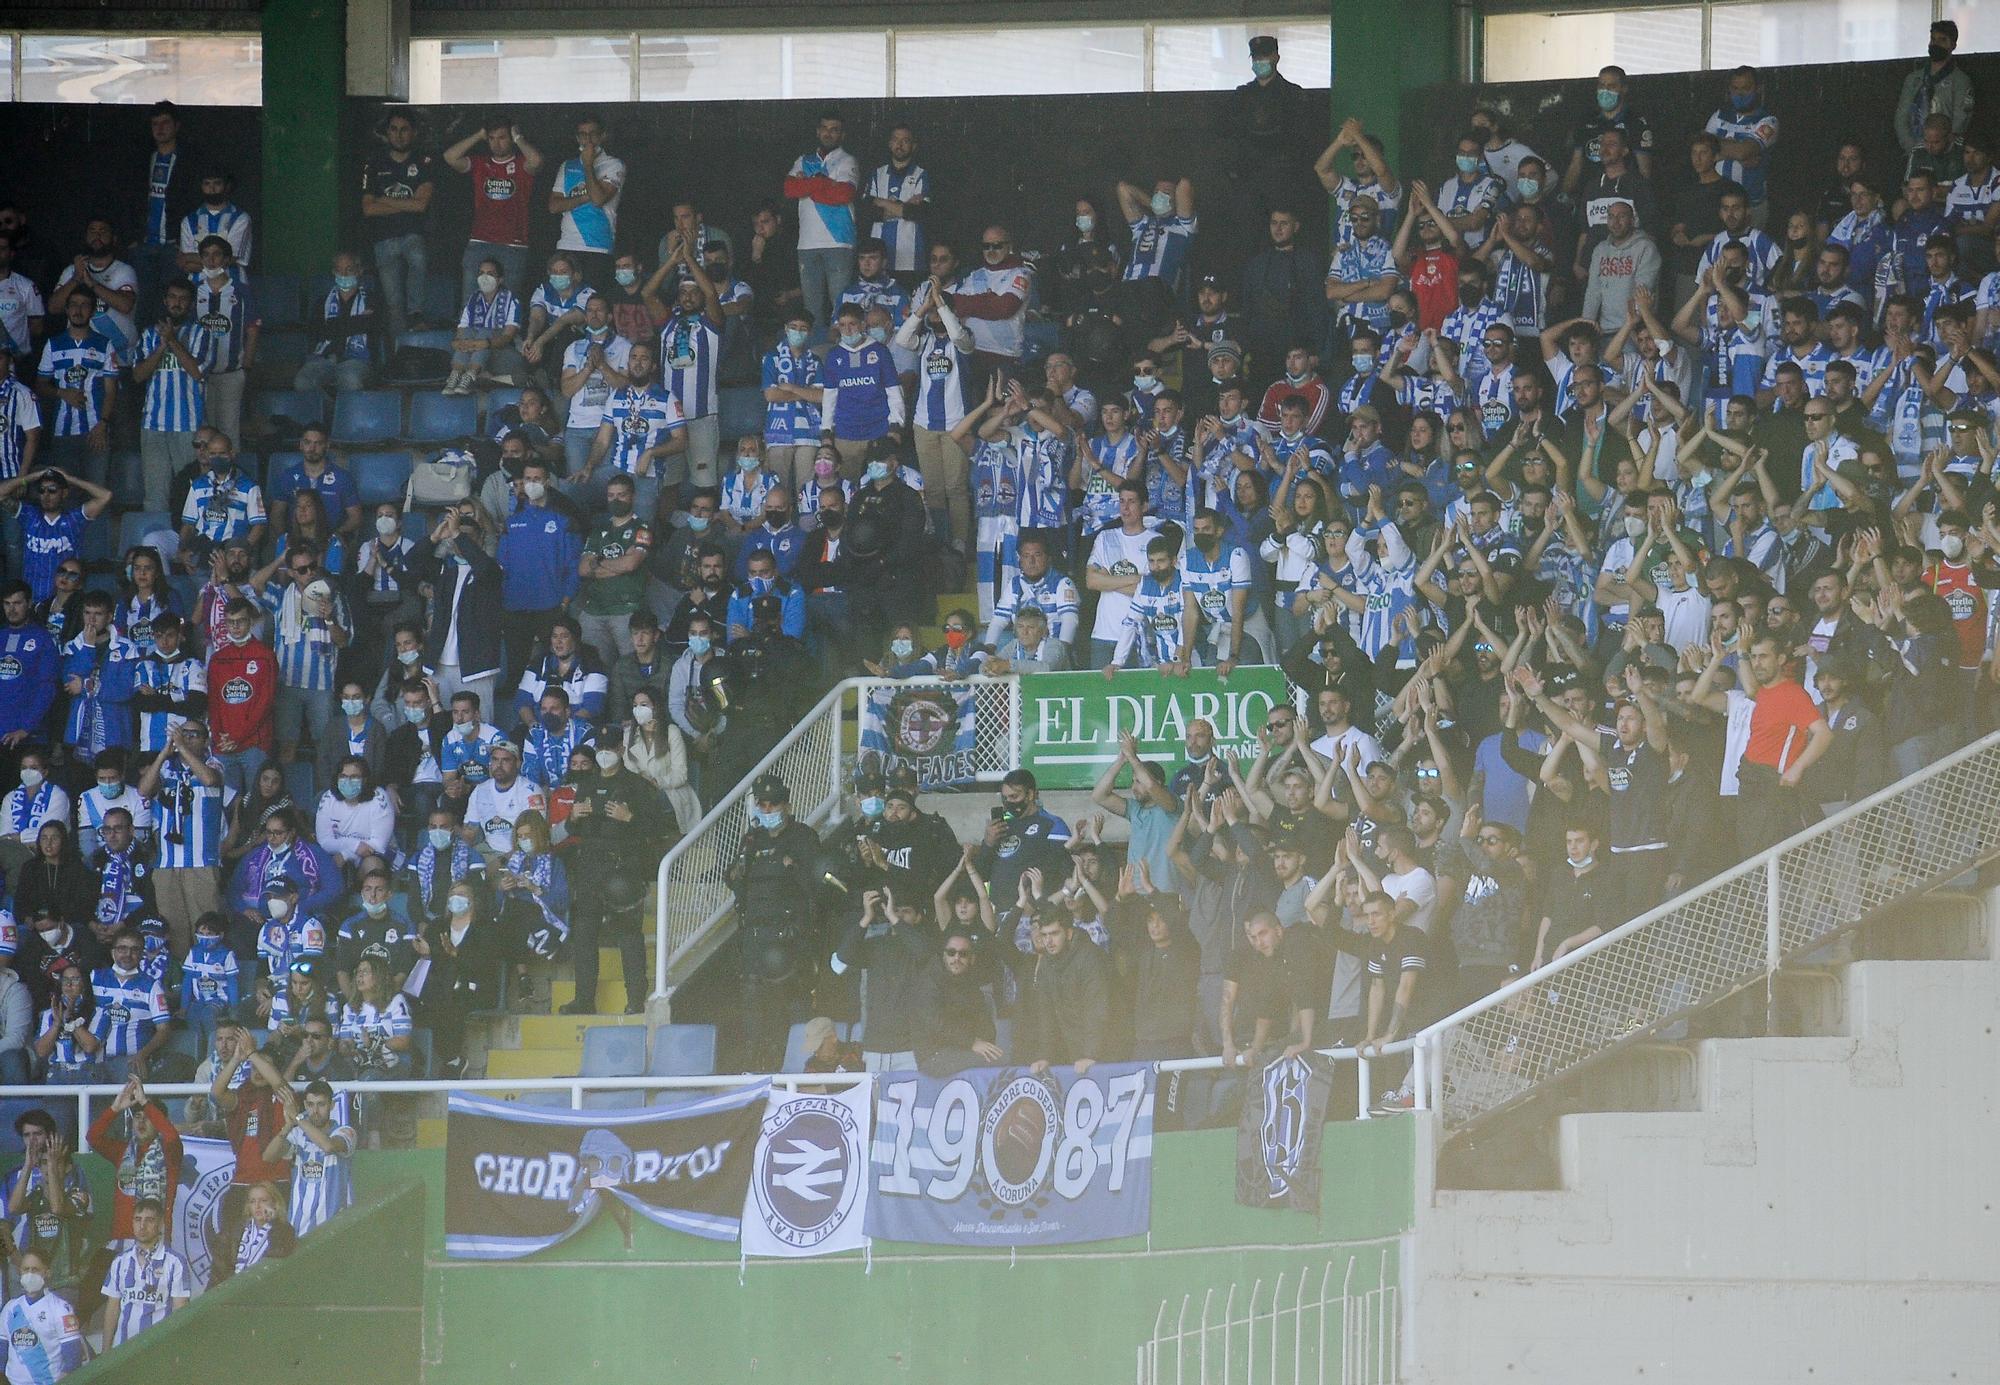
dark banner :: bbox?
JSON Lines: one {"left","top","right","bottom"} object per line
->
{"left": 444, "top": 1085, "right": 767, "bottom": 1260}
{"left": 1236, "top": 1053, "right": 1332, "bottom": 1214}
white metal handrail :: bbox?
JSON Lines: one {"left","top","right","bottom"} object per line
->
{"left": 1405, "top": 727, "right": 2000, "bottom": 1134}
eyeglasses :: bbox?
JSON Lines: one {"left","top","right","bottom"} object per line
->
{"left": 943, "top": 947, "right": 972, "bottom": 958}
{"left": 1949, "top": 421, "right": 1975, "bottom": 431}
{"left": 289, "top": 564, "right": 314, "bottom": 574}
{"left": 56, "top": 570, "right": 80, "bottom": 581}
{"left": 1804, "top": 411, "right": 1832, "bottom": 421}
{"left": 1134, "top": 368, "right": 1156, "bottom": 377}
{"left": 1481, "top": 339, "right": 1508, "bottom": 349}
{"left": 1477, "top": 833, "right": 1506, "bottom": 845}
{"left": 981, "top": 241, "right": 1009, "bottom": 250}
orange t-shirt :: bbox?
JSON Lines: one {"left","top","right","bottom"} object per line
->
{"left": 1744, "top": 678, "right": 1820, "bottom": 772}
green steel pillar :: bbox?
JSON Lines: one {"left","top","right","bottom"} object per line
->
{"left": 261, "top": 0, "right": 345, "bottom": 273}
{"left": 1330, "top": 0, "right": 1456, "bottom": 165}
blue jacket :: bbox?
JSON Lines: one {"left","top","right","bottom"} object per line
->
{"left": 499, "top": 499, "right": 583, "bottom": 611}
{"left": 726, "top": 576, "right": 806, "bottom": 639}
{"left": 734, "top": 521, "right": 808, "bottom": 580}
{"left": 0, "top": 623, "right": 57, "bottom": 741}
{"left": 60, "top": 634, "right": 139, "bottom": 753}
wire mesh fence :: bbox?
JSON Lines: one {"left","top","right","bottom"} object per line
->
{"left": 1432, "top": 733, "right": 2000, "bottom": 1134}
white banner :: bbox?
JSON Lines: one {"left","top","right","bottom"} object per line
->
{"left": 740, "top": 1079, "right": 872, "bottom": 1259}
{"left": 171, "top": 1137, "right": 236, "bottom": 1293}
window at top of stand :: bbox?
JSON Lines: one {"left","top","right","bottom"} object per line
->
{"left": 1482, "top": 8, "right": 1703, "bottom": 82}
{"left": 1152, "top": 21, "right": 1332, "bottom": 90}
{"left": 17, "top": 34, "right": 263, "bottom": 105}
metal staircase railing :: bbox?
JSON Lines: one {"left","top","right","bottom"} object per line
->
{"left": 1408, "top": 728, "right": 2000, "bottom": 1136}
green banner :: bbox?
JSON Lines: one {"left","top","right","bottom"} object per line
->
{"left": 1018, "top": 666, "right": 1294, "bottom": 789}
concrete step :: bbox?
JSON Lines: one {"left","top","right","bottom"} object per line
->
{"left": 484, "top": 1048, "right": 587, "bottom": 1079}
{"left": 549, "top": 976, "right": 634, "bottom": 1013}
{"left": 415, "top": 1117, "right": 447, "bottom": 1149}
{"left": 514, "top": 1012, "right": 645, "bottom": 1050}
{"left": 1868, "top": 890, "right": 1990, "bottom": 961}
{"left": 1407, "top": 1271, "right": 1998, "bottom": 1384}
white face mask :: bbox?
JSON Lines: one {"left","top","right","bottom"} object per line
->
{"left": 266, "top": 898, "right": 290, "bottom": 918}
{"left": 631, "top": 704, "right": 654, "bottom": 725}
{"left": 523, "top": 479, "right": 547, "bottom": 502}
{"left": 18, "top": 1272, "right": 44, "bottom": 1295}
{"left": 477, "top": 273, "right": 499, "bottom": 295}
{"left": 427, "top": 828, "right": 453, "bottom": 851}
{"left": 35, "top": 928, "right": 60, "bottom": 945}
{"left": 1623, "top": 516, "right": 1647, "bottom": 539}
{"left": 594, "top": 748, "right": 621, "bottom": 770}
{"left": 17, "top": 769, "right": 41, "bottom": 790}
{"left": 1567, "top": 854, "right": 1595, "bottom": 870}
{"left": 376, "top": 515, "right": 399, "bottom": 538}
{"left": 1942, "top": 534, "right": 1967, "bottom": 560}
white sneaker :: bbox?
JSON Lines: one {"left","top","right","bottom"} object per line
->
{"left": 441, "top": 372, "right": 463, "bottom": 396}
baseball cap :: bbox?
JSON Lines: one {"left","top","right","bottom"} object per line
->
{"left": 1196, "top": 273, "right": 1225, "bottom": 290}
{"left": 1248, "top": 34, "right": 1279, "bottom": 56}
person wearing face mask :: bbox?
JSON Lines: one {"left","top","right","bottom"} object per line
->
{"left": 313, "top": 755, "right": 393, "bottom": 869}
{"left": 1048, "top": 198, "right": 1121, "bottom": 316}
{"left": 604, "top": 608, "right": 668, "bottom": 726}
{"left": 633, "top": 235, "right": 725, "bottom": 491}
{"left": 175, "top": 167, "right": 253, "bottom": 286}
{"left": 818, "top": 302, "right": 906, "bottom": 477}
{"left": 520, "top": 253, "right": 593, "bottom": 380}
{"left": 761, "top": 309, "right": 825, "bottom": 497}
{"left": 403, "top": 806, "right": 485, "bottom": 930}
{"left": 445, "top": 258, "right": 525, "bottom": 397}
{"left": 1704, "top": 67, "right": 1779, "bottom": 225}
{"left": 1226, "top": 35, "right": 1311, "bottom": 188}
{"left": 410, "top": 877, "right": 502, "bottom": 1076}
{"left": 514, "top": 618, "right": 608, "bottom": 738}
{"left": 294, "top": 250, "right": 377, "bottom": 395}
{"left": 358, "top": 112, "right": 435, "bottom": 340}
{"left": 517, "top": 686, "right": 595, "bottom": 795}
{"left": 561, "top": 732, "right": 662, "bottom": 1015}
{"left": 333, "top": 868, "right": 416, "bottom": 992}
{"left": 1116, "top": 174, "right": 1199, "bottom": 310}
{"left": 728, "top": 774, "right": 821, "bottom": 1066}
{"left": 80, "top": 755, "right": 155, "bottom": 872}
{"left": 663, "top": 543, "right": 733, "bottom": 652}
{"left": 496, "top": 460, "right": 584, "bottom": 695}
{"left": 408, "top": 502, "right": 504, "bottom": 717}
{"left": 1898, "top": 21, "right": 1974, "bottom": 159}
{"left": 733, "top": 485, "right": 806, "bottom": 583}
{"left": 587, "top": 341, "right": 685, "bottom": 521}
{"left": 556, "top": 295, "right": 631, "bottom": 481}
{"left": 577, "top": 475, "right": 654, "bottom": 666}
{"left": 666, "top": 612, "right": 728, "bottom": 786}
{"left": 718, "top": 437, "right": 784, "bottom": 533}
{"left": 1562, "top": 64, "right": 1655, "bottom": 200}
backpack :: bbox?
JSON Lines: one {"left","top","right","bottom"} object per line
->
{"left": 407, "top": 447, "right": 476, "bottom": 507}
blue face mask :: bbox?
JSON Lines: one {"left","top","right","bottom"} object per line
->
{"left": 752, "top": 808, "right": 783, "bottom": 831}
{"left": 860, "top": 795, "right": 885, "bottom": 818}
{"left": 1455, "top": 154, "right": 1481, "bottom": 175}
{"left": 865, "top": 461, "right": 890, "bottom": 483}
{"left": 1252, "top": 60, "right": 1274, "bottom": 79}
{"left": 548, "top": 273, "right": 572, "bottom": 293}
{"left": 749, "top": 575, "right": 772, "bottom": 595}
{"left": 867, "top": 325, "right": 889, "bottom": 343}
{"left": 785, "top": 328, "right": 809, "bottom": 349}
{"left": 427, "top": 827, "right": 453, "bottom": 851}
{"left": 1150, "top": 191, "right": 1174, "bottom": 217}
{"left": 340, "top": 697, "right": 364, "bottom": 717}
{"left": 1596, "top": 87, "right": 1620, "bottom": 112}
{"left": 687, "top": 633, "right": 712, "bottom": 657}
{"left": 889, "top": 638, "right": 914, "bottom": 660}
{"left": 1730, "top": 89, "right": 1756, "bottom": 112}
{"left": 1517, "top": 177, "right": 1542, "bottom": 199}
{"left": 333, "top": 274, "right": 359, "bottom": 292}
{"left": 614, "top": 268, "right": 638, "bottom": 288}
{"left": 403, "top": 703, "right": 428, "bottom": 724}
{"left": 1352, "top": 352, "right": 1378, "bottom": 376}
{"left": 686, "top": 513, "right": 710, "bottom": 532}
{"left": 840, "top": 331, "right": 865, "bottom": 349}
{"left": 338, "top": 776, "right": 364, "bottom": 800}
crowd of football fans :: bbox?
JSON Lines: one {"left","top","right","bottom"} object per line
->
{"left": 0, "top": 22, "right": 1994, "bottom": 1360}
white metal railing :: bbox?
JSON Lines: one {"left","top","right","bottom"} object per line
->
{"left": 1405, "top": 728, "right": 2000, "bottom": 1135}
{"left": 18, "top": 1072, "right": 872, "bottom": 1137}
{"left": 1136, "top": 1249, "right": 1400, "bottom": 1385}
{"left": 652, "top": 674, "right": 1023, "bottom": 1001}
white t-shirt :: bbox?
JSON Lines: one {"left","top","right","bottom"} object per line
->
{"left": 466, "top": 776, "right": 543, "bottom": 853}
{"left": 1382, "top": 865, "right": 1439, "bottom": 936}
{"left": 1309, "top": 724, "right": 1387, "bottom": 770}
{"left": 551, "top": 154, "right": 626, "bottom": 254}
{"left": 53, "top": 260, "right": 140, "bottom": 355}
{"left": 0, "top": 273, "right": 44, "bottom": 357}
{"left": 1719, "top": 688, "right": 1755, "bottom": 797}
{"left": 1656, "top": 584, "right": 1713, "bottom": 654}
{"left": 558, "top": 334, "right": 632, "bottom": 431}
{"left": 1087, "top": 520, "right": 1164, "bottom": 640}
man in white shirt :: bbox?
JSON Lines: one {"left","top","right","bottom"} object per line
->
{"left": 464, "top": 740, "right": 544, "bottom": 861}
{"left": 784, "top": 113, "right": 862, "bottom": 342}
{"left": 0, "top": 235, "right": 44, "bottom": 358}
{"left": 1083, "top": 483, "right": 1163, "bottom": 666}
{"left": 546, "top": 113, "right": 625, "bottom": 290}
{"left": 1308, "top": 686, "right": 1385, "bottom": 767}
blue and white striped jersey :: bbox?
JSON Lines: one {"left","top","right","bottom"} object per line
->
{"left": 601, "top": 384, "right": 685, "bottom": 476}
{"left": 180, "top": 470, "right": 266, "bottom": 544}
{"left": 1123, "top": 214, "right": 1197, "bottom": 284}
{"left": 286, "top": 1117, "right": 356, "bottom": 1236}
{"left": 1113, "top": 572, "right": 1189, "bottom": 668}
{"left": 1178, "top": 543, "right": 1254, "bottom": 656}
{"left": 88, "top": 966, "right": 170, "bottom": 1058}
{"left": 153, "top": 755, "right": 226, "bottom": 869}
{"left": 907, "top": 324, "right": 970, "bottom": 433}
{"left": 1015, "top": 427, "right": 1073, "bottom": 530}
{"left": 1078, "top": 432, "right": 1140, "bottom": 531}
{"left": 35, "top": 331, "right": 116, "bottom": 437}
{"left": 0, "top": 379, "right": 41, "bottom": 482}
{"left": 1351, "top": 525, "right": 1420, "bottom": 664}
{"left": 136, "top": 322, "right": 213, "bottom": 433}
{"left": 988, "top": 570, "right": 1081, "bottom": 646}
{"left": 760, "top": 343, "right": 821, "bottom": 445}
{"left": 102, "top": 1243, "right": 189, "bottom": 1347}
{"left": 180, "top": 936, "right": 240, "bottom": 1011}
{"left": 865, "top": 163, "right": 931, "bottom": 272}
{"left": 719, "top": 467, "right": 783, "bottom": 526}
{"left": 191, "top": 268, "right": 258, "bottom": 373}
{"left": 515, "top": 653, "right": 608, "bottom": 723}
{"left": 973, "top": 440, "right": 1023, "bottom": 616}
{"left": 264, "top": 584, "right": 351, "bottom": 693}
{"left": 179, "top": 203, "right": 253, "bottom": 266}
{"left": 0, "top": 1289, "right": 81, "bottom": 1385}
{"left": 457, "top": 287, "right": 520, "bottom": 335}
{"left": 659, "top": 311, "right": 722, "bottom": 421}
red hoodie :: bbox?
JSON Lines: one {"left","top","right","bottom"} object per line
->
{"left": 88, "top": 1102, "right": 185, "bottom": 1240}
{"left": 207, "top": 636, "right": 277, "bottom": 755}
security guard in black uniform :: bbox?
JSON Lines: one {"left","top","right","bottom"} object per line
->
{"left": 728, "top": 774, "right": 823, "bottom": 1070}
{"left": 708, "top": 592, "right": 813, "bottom": 793}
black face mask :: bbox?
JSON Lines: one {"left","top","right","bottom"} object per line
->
{"left": 1085, "top": 270, "right": 1113, "bottom": 290}
{"left": 1930, "top": 42, "right": 1951, "bottom": 61}
{"left": 821, "top": 511, "right": 844, "bottom": 530}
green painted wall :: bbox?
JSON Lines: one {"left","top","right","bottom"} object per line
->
{"left": 420, "top": 1119, "right": 1414, "bottom": 1383}
{"left": 1333, "top": 0, "right": 1455, "bottom": 166}
{"left": 67, "top": 1179, "right": 425, "bottom": 1384}
{"left": 260, "top": 0, "right": 344, "bottom": 273}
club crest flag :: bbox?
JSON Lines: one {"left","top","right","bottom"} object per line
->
{"left": 444, "top": 1085, "right": 767, "bottom": 1260}
{"left": 859, "top": 682, "right": 979, "bottom": 787}
{"left": 1235, "top": 1052, "right": 1333, "bottom": 1214}
{"left": 866, "top": 1062, "right": 1154, "bottom": 1246}
{"left": 740, "top": 1078, "right": 873, "bottom": 1258}
{"left": 171, "top": 1136, "right": 237, "bottom": 1292}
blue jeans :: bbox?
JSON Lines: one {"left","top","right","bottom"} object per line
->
{"left": 374, "top": 231, "right": 429, "bottom": 339}
{"left": 797, "top": 246, "right": 855, "bottom": 342}
{"left": 562, "top": 426, "right": 598, "bottom": 478}
{"left": 1091, "top": 638, "right": 1119, "bottom": 669}
{"left": 296, "top": 356, "right": 371, "bottom": 394}
{"left": 462, "top": 241, "right": 531, "bottom": 304}
{"left": 219, "top": 746, "right": 266, "bottom": 800}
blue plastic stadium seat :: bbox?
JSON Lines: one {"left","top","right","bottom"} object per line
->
{"left": 118, "top": 510, "right": 175, "bottom": 555}
{"left": 718, "top": 385, "right": 763, "bottom": 443}
{"left": 479, "top": 386, "right": 523, "bottom": 429}
{"left": 646, "top": 1023, "right": 718, "bottom": 1078}
{"left": 581, "top": 1024, "right": 648, "bottom": 1078}
{"left": 396, "top": 328, "right": 454, "bottom": 355}
{"left": 350, "top": 451, "right": 414, "bottom": 507}
{"left": 262, "top": 451, "right": 305, "bottom": 493}
{"left": 253, "top": 271, "right": 304, "bottom": 329}
{"left": 407, "top": 392, "right": 479, "bottom": 444}
{"left": 252, "top": 388, "right": 325, "bottom": 430}
{"left": 512, "top": 1091, "right": 571, "bottom": 1109}
{"left": 422, "top": 273, "right": 461, "bottom": 324}
{"left": 332, "top": 390, "right": 405, "bottom": 445}
{"left": 781, "top": 1019, "right": 852, "bottom": 1074}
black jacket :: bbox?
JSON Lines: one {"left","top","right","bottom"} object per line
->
{"left": 412, "top": 536, "right": 505, "bottom": 682}
{"left": 835, "top": 920, "right": 936, "bottom": 1055}
{"left": 1010, "top": 938, "right": 1113, "bottom": 1066}
{"left": 1131, "top": 938, "right": 1200, "bottom": 1052}
{"left": 908, "top": 957, "right": 996, "bottom": 1064}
